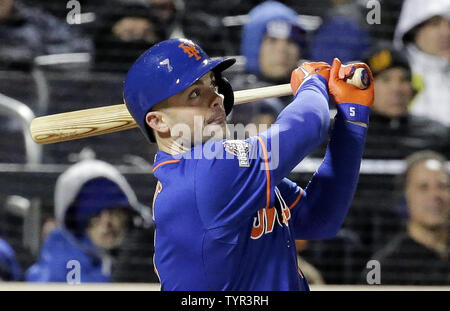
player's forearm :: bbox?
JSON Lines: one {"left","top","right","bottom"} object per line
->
{"left": 292, "top": 112, "right": 367, "bottom": 239}
{"left": 259, "top": 75, "right": 330, "bottom": 184}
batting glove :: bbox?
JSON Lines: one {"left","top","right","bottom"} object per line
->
{"left": 290, "top": 61, "right": 331, "bottom": 96}
{"left": 329, "top": 58, "right": 374, "bottom": 124}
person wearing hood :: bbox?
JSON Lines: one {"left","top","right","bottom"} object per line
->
{"left": 25, "top": 159, "right": 153, "bottom": 283}
{"left": 362, "top": 43, "right": 449, "bottom": 159}
{"left": 394, "top": 0, "right": 450, "bottom": 127}
{"left": 230, "top": 1, "right": 306, "bottom": 126}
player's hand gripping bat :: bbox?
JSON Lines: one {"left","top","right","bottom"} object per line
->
{"left": 29, "top": 67, "right": 369, "bottom": 144}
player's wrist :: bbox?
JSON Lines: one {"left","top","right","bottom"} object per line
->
{"left": 295, "top": 74, "right": 328, "bottom": 98}
{"left": 336, "top": 102, "right": 370, "bottom": 125}
{"left": 314, "top": 74, "right": 329, "bottom": 87}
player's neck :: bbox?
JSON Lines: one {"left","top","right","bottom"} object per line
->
{"left": 156, "top": 137, "right": 191, "bottom": 155}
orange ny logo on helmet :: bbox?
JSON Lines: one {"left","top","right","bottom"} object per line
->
{"left": 178, "top": 43, "right": 201, "bottom": 60}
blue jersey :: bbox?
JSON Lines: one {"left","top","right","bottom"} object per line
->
{"left": 151, "top": 75, "right": 369, "bottom": 290}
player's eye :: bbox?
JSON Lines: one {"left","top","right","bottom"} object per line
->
{"left": 189, "top": 89, "right": 200, "bottom": 99}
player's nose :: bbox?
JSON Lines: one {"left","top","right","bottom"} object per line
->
{"left": 209, "top": 91, "right": 224, "bottom": 110}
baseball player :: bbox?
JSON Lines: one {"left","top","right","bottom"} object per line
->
{"left": 123, "top": 38, "right": 374, "bottom": 290}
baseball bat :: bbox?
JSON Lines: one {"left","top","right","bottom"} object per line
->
{"left": 30, "top": 68, "right": 369, "bottom": 144}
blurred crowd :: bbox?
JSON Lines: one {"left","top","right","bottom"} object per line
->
{"left": 0, "top": 0, "right": 448, "bottom": 285}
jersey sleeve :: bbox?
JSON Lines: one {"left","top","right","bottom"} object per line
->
{"left": 195, "top": 75, "right": 330, "bottom": 230}
{"left": 287, "top": 113, "right": 368, "bottom": 240}
{"left": 257, "top": 75, "right": 330, "bottom": 185}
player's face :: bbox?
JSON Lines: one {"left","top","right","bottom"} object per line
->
{"left": 405, "top": 160, "right": 450, "bottom": 228}
{"left": 87, "top": 208, "right": 129, "bottom": 250}
{"left": 259, "top": 36, "right": 301, "bottom": 81}
{"left": 155, "top": 71, "right": 228, "bottom": 146}
{"left": 373, "top": 68, "right": 412, "bottom": 118}
{"left": 415, "top": 16, "right": 450, "bottom": 58}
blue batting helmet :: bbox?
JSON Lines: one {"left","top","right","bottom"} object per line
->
{"left": 123, "top": 38, "right": 236, "bottom": 142}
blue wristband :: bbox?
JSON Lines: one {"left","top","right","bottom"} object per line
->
{"left": 336, "top": 103, "right": 370, "bottom": 124}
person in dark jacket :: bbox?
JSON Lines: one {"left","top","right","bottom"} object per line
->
{"left": 26, "top": 159, "right": 155, "bottom": 283}
{"left": 0, "top": 0, "right": 93, "bottom": 71}
{"left": 362, "top": 43, "right": 449, "bottom": 159}
{"left": 364, "top": 151, "right": 449, "bottom": 285}
{"left": 92, "top": 0, "right": 185, "bottom": 73}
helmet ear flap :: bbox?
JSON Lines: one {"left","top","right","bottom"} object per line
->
{"left": 215, "top": 72, "right": 234, "bottom": 115}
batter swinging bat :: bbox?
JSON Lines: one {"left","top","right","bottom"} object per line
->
{"left": 30, "top": 68, "right": 369, "bottom": 145}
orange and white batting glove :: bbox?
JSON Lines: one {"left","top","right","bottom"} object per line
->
{"left": 329, "top": 58, "right": 374, "bottom": 107}
{"left": 329, "top": 58, "right": 374, "bottom": 125}
{"left": 290, "top": 62, "right": 331, "bottom": 96}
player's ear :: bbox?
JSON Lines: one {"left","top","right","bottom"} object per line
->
{"left": 146, "top": 111, "right": 170, "bottom": 135}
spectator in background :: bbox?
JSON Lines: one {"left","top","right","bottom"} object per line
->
{"left": 26, "top": 159, "right": 156, "bottom": 283}
{"left": 230, "top": 1, "right": 306, "bottom": 126}
{"left": 362, "top": 43, "right": 449, "bottom": 159}
{"left": 93, "top": 1, "right": 159, "bottom": 73}
{"left": 241, "top": 1, "right": 306, "bottom": 84}
{"left": 93, "top": 0, "right": 184, "bottom": 73}
{"left": 310, "top": 0, "right": 371, "bottom": 65}
{"left": 147, "top": 0, "right": 184, "bottom": 38}
{"left": 365, "top": 151, "right": 449, "bottom": 285}
{"left": 0, "top": 0, "right": 93, "bottom": 71}
{"left": 394, "top": 0, "right": 450, "bottom": 127}
{"left": 0, "top": 237, "right": 22, "bottom": 281}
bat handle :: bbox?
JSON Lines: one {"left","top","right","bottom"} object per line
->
{"left": 234, "top": 84, "right": 292, "bottom": 105}
{"left": 342, "top": 67, "right": 370, "bottom": 89}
